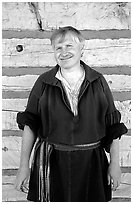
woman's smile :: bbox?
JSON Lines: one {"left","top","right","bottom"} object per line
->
{"left": 59, "top": 54, "right": 73, "bottom": 61}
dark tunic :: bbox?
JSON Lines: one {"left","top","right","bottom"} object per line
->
{"left": 17, "top": 61, "right": 127, "bottom": 202}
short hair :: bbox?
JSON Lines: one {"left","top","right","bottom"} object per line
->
{"left": 50, "top": 26, "right": 84, "bottom": 45}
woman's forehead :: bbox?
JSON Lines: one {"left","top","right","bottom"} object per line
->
{"left": 53, "top": 33, "right": 80, "bottom": 45}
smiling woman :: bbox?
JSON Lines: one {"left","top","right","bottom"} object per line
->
{"left": 51, "top": 26, "right": 85, "bottom": 71}
{"left": 14, "top": 26, "right": 127, "bottom": 202}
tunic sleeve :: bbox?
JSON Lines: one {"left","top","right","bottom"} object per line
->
{"left": 100, "top": 76, "right": 128, "bottom": 152}
{"left": 16, "top": 75, "right": 45, "bottom": 136}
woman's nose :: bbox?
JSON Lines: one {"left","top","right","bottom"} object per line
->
{"left": 61, "top": 47, "right": 67, "bottom": 55}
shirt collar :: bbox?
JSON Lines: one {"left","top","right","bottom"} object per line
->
{"left": 42, "top": 60, "right": 101, "bottom": 85}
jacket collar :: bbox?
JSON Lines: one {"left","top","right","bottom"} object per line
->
{"left": 42, "top": 60, "right": 101, "bottom": 85}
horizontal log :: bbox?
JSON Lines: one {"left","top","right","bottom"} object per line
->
{"left": 2, "top": 176, "right": 27, "bottom": 201}
{"left": 106, "top": 136, "right": 131, "bottom": 167}
{"left": 2, "top": 173, "right": 130, "bottom": 201}
{"left": 2, "top": 90, "right": 30, "bottom": 99}
{"left": 119, "top": 136, "right": 131, "bottom": 167}
{"left": 111, "top": 198, "right": 131, "bottom": 202}
{"left": 2, "top": 38, "right": 131, "bottom": 67}
{"left": 112, "top": 92, "right": 131, "bottom": 102}
{"left": 85, "top": 39, "right": 131, "bottom": 50}
{"left": 112, "top": 173, "right": 131, "bottom": 199}
{"left": 104, "top": 75, "right": 130, "bottom": 91}
{"left": 82, "top": 48, "right": 130, "bottom": 67}
{"left": 115, "top": 100, "right": 131, "bottom": 129}
{"left": 2, "top": 90, "right": 131, "bottom": 101}
{"left": 2, "top": 129, "right": 131, "bottom": 137}
{"left": 2, "top": 100, "right": 131, "bottom": 130}
{"left": 2, "top": 135, "right": 131, "bottom": 169}
{"left": 121, "top": 166, "right": 131, "bottom": 173}
{"left": 2, "top": 75, "right": 39, "bottom": 91}
{"left": 2, "top": 99, "right": 28, "bottom": 112}
{"left": 2, "top": 110, "right": 130, "bottom": 131}
{"left": 2, "top": 66, "right": 131, "bottom": 76}
{"left": 2, "top": 111, "right": 18, "bottom": 130}
{"left": 104, "top": 136, "right": 131, "bottom": 168}
{"left": 2, "top": 2, "right": 131, "bottom": 30}
{"left": 2, "top": 169, "right": 18, "bottom": 176}
{"left": 2, "top": 29, "right": 131, "bottom": 40}
{"left": 2, "top": 137, "right": 21, "bottom": 169}
{"left": 2, "top": 75, "right": 131, "bottom": 92}
{"left": 2, "top": 166, "right": 131, "bottom": 177}
{"left": 2, "top": 130, "right": 23, "bottom": 137}
{"left": 2, "top": 98, "right": 131, "bottom": 113}
{"left": 2, "top": 136, "right": 35, "bottom": 169}
{"left": 2, "top": 66, "right": 52, "bottom": 76}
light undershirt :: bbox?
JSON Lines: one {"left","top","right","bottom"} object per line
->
{"left": 55, "top": 68, "right": 85, "bottom": 116}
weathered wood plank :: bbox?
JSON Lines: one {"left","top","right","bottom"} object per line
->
{"left": 2, "top": 90, "right": 131, "bottom": 101}
{"left": 2, "top": 110, "right": 130, "bottom": 131}
{"left": 119, "top": 136, "right": 131, "bottom": 167}
{"left": 112, "top": 173, "right": 131, "bottom": 198}
{"left": 2, "top": 66, "right": 131, "bottom": 76}
{"left": 2, "top": 176, "right": 27, "bottom": 201}
{"left": 2, "top": 111, "right": 18, "bottom": 130}
{"left": 2, "top": 110, "right": 131, "bottom": 131}
{"left": 2, "top": 2, "right": 131, "bottom": 30}
{"left": 106, "top": 136, "right": 131, "bottom": 167}
{"left": 2, "top": 99, "right": 28, "bottom": 112}
{"left": 3, "top": 38, "right": 130, "bottom": 56}
{"left": 2, "top": 166, "right": 131, "bottom": 177}
{"left": 2, "top": 38, "right": 131, "bottom": 67}
{"left": 111, "top": 198, "right": 131, "bottom": 202}
{"left": 2, "top": 76, "right": 35, "bottom": 92}
{"left": 2, "top": 173, "right": 130, "bottom": 201}
{"left": 2, "top": 129, "right": 131, "bottom": 138}
{"left": 2, "top": 137, "right": 35, "bottom": 170}
{"left": 2, "top": 29, "right": 131, "bottom": 40}
{"left": 2, "top": 90, "right": 30, "bottom": 99}
{"left": 2, "top": 130, "right": 23, "bottom": 137}
{"left": 2, "top": 100, "right": 131, "bottom": 130}
{"left": 2, "top": 75, "right": 131, "bottom": 92}
{"left": 104, "top": 75, "right": 131, "bottom": 91}
{"left": 114, "top": 100, "right": 131, "bottom": 129}
{"left": 2, "top": 135, "right": 131, "bottom": 169}
{"left": 2, "top": 99, "right": 131, "bottom": 130}
{"left": 2, "top": 98, "right": 131, "bottom": 113}
{"left": 85, "top": 38, "right": 131, "bottom": 49}
{"left": 2, "top": 75, "right": 39, "bottom": 91}
{"left": 113, "top": 92, "right": 131, "bottom": 102}
{"left": 2, "top": 136, "right": 21, "bottom": 169}
{"left": 2, "top": 66, "right": 52, "bottom": 76}
{"left": 2, "top": 169, "right": 18, "bottom": 176}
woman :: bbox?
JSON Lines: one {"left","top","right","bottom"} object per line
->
{"left": 14, "top": 26, "right": 127, "bottom": 202}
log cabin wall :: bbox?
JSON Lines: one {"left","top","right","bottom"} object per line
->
{"left": 2, "top": 2, "right": 131, "bottom": 202}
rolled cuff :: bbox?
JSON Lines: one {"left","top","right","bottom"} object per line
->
{"left": 17, "top": 112, "right": 41, "bottom": 135}
{"left": 101, "top": 123, "right": 128, "bottom": 153}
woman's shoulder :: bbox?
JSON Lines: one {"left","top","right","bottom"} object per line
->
{"left": 36, "top": 65, "right": 58, "bottom": 84}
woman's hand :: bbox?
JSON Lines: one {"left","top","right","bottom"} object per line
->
{"left": 14, "top": 166, "right": 30, "bottom": 193}
{"left": 107, "top": 162, "right": 121, "bottom": 191}
{"left": 14, "top": 125, "right": 36, "bottom": 193}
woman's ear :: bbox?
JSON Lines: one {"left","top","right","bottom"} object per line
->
{"left": 81, "top": 40, "right": 85, "bottom": 57}
{"left": 81, "top": 40, "right": 85, "bottom": 50}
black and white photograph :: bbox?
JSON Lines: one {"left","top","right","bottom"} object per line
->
{"left": 2, "top": 1, "right": 131, "bottom": 202}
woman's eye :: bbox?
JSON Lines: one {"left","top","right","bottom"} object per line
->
{"left": 56, "top": 47, "right": 61, "bottom": 51}
{"left": 67, "top": 44, "right": 72, "bottom": 47}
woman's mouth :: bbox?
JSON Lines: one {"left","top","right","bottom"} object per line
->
{"left": 60, "top": 56, "right": 73, "bottom": 61}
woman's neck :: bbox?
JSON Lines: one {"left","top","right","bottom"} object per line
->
{"left": 60, "top": 64, "right": 84, "bottom": 81}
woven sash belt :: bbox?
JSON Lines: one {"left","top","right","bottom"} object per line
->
{"left": 53, "top": 141, "right": 101, "bottom": 151}
{"left": 38, "top": 140, "right": 100, "bottom": 201}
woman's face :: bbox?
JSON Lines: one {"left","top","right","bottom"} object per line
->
{"left": 52, "top": 33, "right": 84, "bottom": 70}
